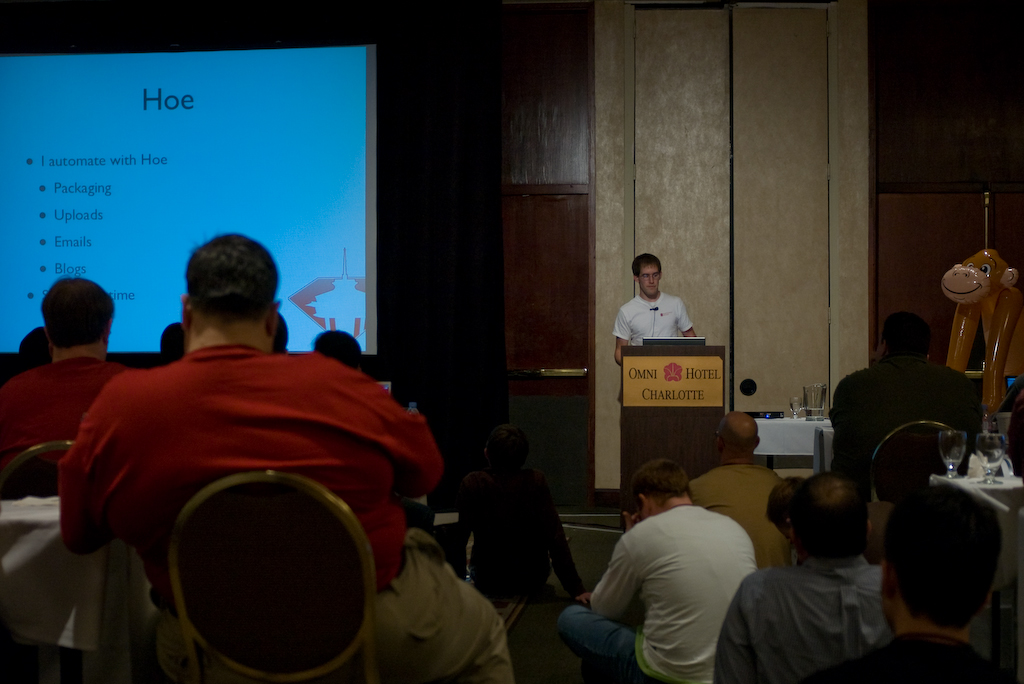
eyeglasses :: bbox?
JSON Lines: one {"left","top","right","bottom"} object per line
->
{"left": 638, "top": 272, "right": 661, "bottom": 281}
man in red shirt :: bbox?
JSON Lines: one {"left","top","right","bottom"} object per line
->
{"left": 0, "top": 278, "right": 126, "bottom": 471}
{"left": 59, "top": 235, "right": 512, "bottom": 684}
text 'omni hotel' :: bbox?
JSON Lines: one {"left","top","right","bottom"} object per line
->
{"left": 622, "top": 356, "right": 724, "bottom": 407}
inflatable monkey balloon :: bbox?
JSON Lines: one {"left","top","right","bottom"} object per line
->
{"left": 943, "top": 248, "right": 1024, "bottom": 410}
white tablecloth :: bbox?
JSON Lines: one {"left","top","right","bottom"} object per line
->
{"left": 929, "top": 475, "right": 1024, "bottom": 590}
{"left": 0, "top": 497, "right": 107, "bottom": 649}
{"left": 0, "top": 497, "right": 160, "bottom": 684}
{"left": 755, "top": 418, "right": 832, "bottom": 456}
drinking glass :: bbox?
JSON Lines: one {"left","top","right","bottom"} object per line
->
{"left": 976, "top": 432, "right": 1007, "bottom": 485}
{"left": 789, "top": 396, "right": 801, "bottom": 419}
{"left": 803, "top": 384, "right": 827, "bottom": 421}
{"left": 937, "top": 429, "right": 966, "bottom": 478}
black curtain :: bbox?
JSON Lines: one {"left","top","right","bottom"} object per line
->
{"left": 375, "top": 4, "right": 508, "bottom": 507}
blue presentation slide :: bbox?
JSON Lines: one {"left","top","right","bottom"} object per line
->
{"left": 0, "top": 46, "right": 371, "bottom": 353}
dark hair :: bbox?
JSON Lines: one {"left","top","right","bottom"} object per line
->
{"left": 159, "top": 323, "right": 185, "bottom": 365}
{"left": 186, "top": 234, "right": 278, "bottom": 320}
{"left": 789, "top": 473, "right": 867, "bottom": 558}
{"left": 631, "top": 253, "right": 662, "bottom": 277}
{"left": 766, "top": 476, "right": 805, "bottom": 529}
{"left": 631, "top": 458, "right": 689, "bottom": 505}
{"left": 18, "top": 327, "right": 51, "bottom": 371}
{"left": 885, "top": 486, "right": 1000, "bottom": 628}
{"left": 882, "top": 311, "right": 931, "bottom": 355}
{"left": 273, "top": 314, "right": 288, "bottom": 353}
{"left": 42, "top": 278, "right": 114, "bottom": 348}
{"left": 485, "top": 424, "right": 529, "bottom": 471}
{"left": 314, "top": 330, "right": 362, "bottom": 369}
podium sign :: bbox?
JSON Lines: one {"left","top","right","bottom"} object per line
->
{"left": 620, "top": 345, "right": 726, "bottom": 509}
{"left": 622, "top": 355, "right": 723, "bottom": 407}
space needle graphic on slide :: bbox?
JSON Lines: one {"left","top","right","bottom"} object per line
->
{"left": 289, "top": 249, "right": 366, "bottom": 342}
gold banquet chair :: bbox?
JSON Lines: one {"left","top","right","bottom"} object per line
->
{"left": 0, "top": 440, "right": 73, "bottom": 499}
{"left": 871, "top": 420, "right": 952, "bottom": 505}
{"left": 168, "top": 470, "right": 379, "bottom": 683}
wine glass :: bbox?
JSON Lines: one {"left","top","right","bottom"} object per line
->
{"left": 976, "top": 432, "right": 1007, "bottom": 485}
{"left": 937, "top": 429, "right": 966, "bottom": 478}
{"left": 789, "top": 396, "right": 801, "bottom": 419}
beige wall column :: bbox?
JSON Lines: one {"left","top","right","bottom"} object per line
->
{"left": 732, "top": 7, "right": 830, "bottom": 413}
{"left": 633, "top": 7, "right": 731, "bottom": 388}
{"left": 594, "top": 0, "right": 626, "bottom": 489}
{"left": 831, "top": 0, "right": 871, "bottom": 386}
{"left": 591, "top": 0, "right": 870, "bottom": 491}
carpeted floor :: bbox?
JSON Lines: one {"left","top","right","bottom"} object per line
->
{"left": 502, "top": 510, "right": 646, "bottom": 684}
{"left": 490, "top": 594, "right": 528, "bottom": 630}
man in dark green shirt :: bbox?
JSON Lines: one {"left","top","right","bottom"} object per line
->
{"left": 829, "top": 312, "right": 982, "bottom": 501}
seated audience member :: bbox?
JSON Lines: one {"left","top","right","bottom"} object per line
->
{"left": 0, "top": 279, "right": 126, "bottom": 470}
{"left": 314, "top": 327, "right": 433, "bottom": 533}
{"left": 766, "top": 476, "right": 804, "bottom": 541}
{"left": 802, "top": 486, "right": 1011, "bottom": 684}
{"left": 766, "top": 476, "right": 805, "bottom": 565}
{"left": 58, "top": 235, "right": 512, "bottom": 684}
{"left": 315, "top": 330, "right": 363, "bottom": 369}
{"left": 1007, "top": 389, "right": 1024, "bottom": 474}
{"left": 690, "top": 412, "right": 791, "bottom": 567}
{"left": 559, "top": 459, "right": 756, "bottom": 684}
{"left": 714, "top": 473, "right": 891, "bottom": 684}
{"left": 273, "top": 313, "right": 288, "bottom": 353}
{"left": 159, "top": 322, "right": 185, "bottom": 365}
{"left": 17, "top": 326, "right": 51, "bottom": 373}
{"left": 451, "top": 424, "right": 587, "bottom": 600}
{"left": 829, "top": 311, "right": 982, "bottom": 500}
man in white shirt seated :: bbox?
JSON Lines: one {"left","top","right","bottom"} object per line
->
{"left": 558, "top": 459, "right": 756, "bottom": 684}
{"left": 613, "top": 253, "right": 696, "bottom": 365}
{"left": 714, "top": 472, "right": 892, "bottom": 684}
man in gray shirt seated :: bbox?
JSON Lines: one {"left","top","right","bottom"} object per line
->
{"left": 802, "top": 486, "right": 1011, "bottom": 684}
{"left": 714, "top": 472, "right": 892, "bottom": 684}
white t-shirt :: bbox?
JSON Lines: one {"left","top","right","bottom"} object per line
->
{"left": 613, "top": 292, "right": 693, "bottom": 345}
{"left": 590, "top": 505, "right": 756, "bottom": 683}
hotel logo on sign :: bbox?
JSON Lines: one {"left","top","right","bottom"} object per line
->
{"left": 622, "top": 356, "right": 724, "bottom": 407}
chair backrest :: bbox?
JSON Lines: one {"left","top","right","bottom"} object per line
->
{"left": 168, "top": 470, "right": 379, "bottom": 683}
{"left": 871, "top": 420, "right": 952, "bottom": 505}
{"left": 863, "top": 500, "right": 895, "bottom": 565}
{"left": 0, "top": 440, "right": 73, "bottom": 499}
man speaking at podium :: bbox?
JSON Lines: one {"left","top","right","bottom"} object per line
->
{"left": 614, "top": 253, "right": 696, "bottom": 365}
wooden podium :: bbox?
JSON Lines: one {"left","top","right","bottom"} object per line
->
{"left": 620, "top": 345, "right": 726, "bottom": 508}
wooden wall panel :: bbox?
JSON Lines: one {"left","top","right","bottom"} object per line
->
{"left": 501, "top": 5, "right": 594, "bottom": 505}
{"left": 733, "top": 8, "right": 829, "bottom": 412}
{"left": 993, "top": 194, "right": 1024, "bottom": 271}
{"left": 876, "top": 194, "right": 985, "bottom": 363}
{"left": 502, "top": 194, "right": 590, "bottom": 370}
{"left": 992, "top": 194, "right": 1024, "bottom": 377}
{"left": 502, "top": 8, "right": 590, "bottom": 186}
{"left": 873, "top": 2, "right": 1024, "bottom": 185}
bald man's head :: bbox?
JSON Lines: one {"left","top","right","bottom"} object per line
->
{"left": 716, "top": 411, "right": 760, "bottom": 464}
